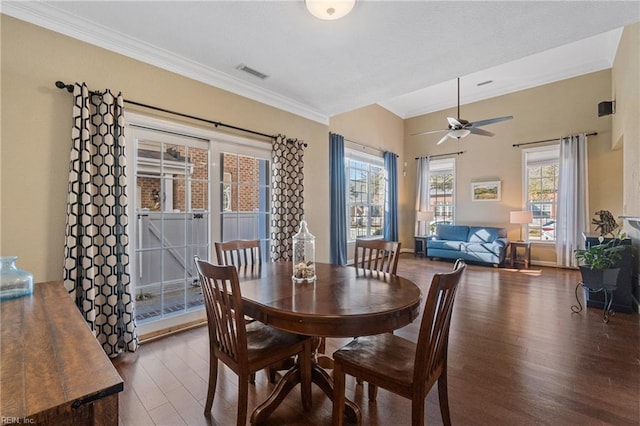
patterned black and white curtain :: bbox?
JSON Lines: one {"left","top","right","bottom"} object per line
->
{"left": 271, "top": 134, "right": 305, "bottom": 262}
{"left": 63, "top": 83, "right": 138, "bottom": 356}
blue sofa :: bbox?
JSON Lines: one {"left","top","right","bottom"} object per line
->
{"left": 427, "top": 225, "right": 509, "bottom": 266}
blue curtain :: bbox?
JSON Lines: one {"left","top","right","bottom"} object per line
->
{"left": 329, "top": 133, "right": 347, "bottom": 265}
{"left": 384, "top": 151, "right": 399, "bottom": 241}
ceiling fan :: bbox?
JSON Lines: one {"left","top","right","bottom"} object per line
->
{"left": 412, "top": 78, "right": 513, "bottom": 145}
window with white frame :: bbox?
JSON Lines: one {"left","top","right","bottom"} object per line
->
{"left": 429, "top": 158, "right": 455, "bottom": 229}
{"left": 345, "top": 149, "right": 385, "bottom": 241}
{"left": 524, "top": 146, "right": 560, "bottom": 241}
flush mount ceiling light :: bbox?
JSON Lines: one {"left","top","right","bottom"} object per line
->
{"left": 306, "top": 0, "right": 356, "bottom": 20}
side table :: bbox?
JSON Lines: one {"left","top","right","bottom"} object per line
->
{"left": 414, "top": 236, "right": 429, "bottom": 257}
{"left": 510, "top": 241, "right": 531, "bottom": 269}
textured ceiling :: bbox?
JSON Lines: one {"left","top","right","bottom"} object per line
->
{"left": 4, "top": 1, "right": 640, "bottom": 123}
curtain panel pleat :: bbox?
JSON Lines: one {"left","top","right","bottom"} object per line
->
{"left": 329, "top": 133, "right": 347, "bottom": 265}
{"left": 271, "top": 135, "right": 305, "bottom": 262}
{"left": 383, "top": 151, "right": 399, "bottom": 242}
{"left": 63, "top": 83, "right": 138, "bottom": 357}
{"left": 415, "top": 157, "right": 431, "bottom": 236}
{"left": 556, "top": 133, "right": 589, "bottom": 267}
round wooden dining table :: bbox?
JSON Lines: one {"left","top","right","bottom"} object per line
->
{"left": 236, "top": 262, "right": 422, "bottom": 424}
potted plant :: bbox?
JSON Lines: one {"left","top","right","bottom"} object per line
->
{"left": 574, "top": 232, "right": 627, "bottom": 290}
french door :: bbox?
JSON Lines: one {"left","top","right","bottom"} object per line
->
{"left": 126, "top": 115, "right": 272, "bottom": 333}
{"left": 130, "top": 127, "right": 210, "bottom": 325}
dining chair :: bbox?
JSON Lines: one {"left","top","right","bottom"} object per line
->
{"left": 353, "top": 239, "right": 401, "bottom": 275}
{"left": 332, "top": 259, "right": 467, "bottom": 426}
{"left": 194, "top": 256, "right": 312, "bottom": 426}
{"left": 215, "top": 239, "right": 262, "bottom": 268}
{"left": 351, "top": 238, "right": 402, "bottom": 395}
{"left": 215, "top": 239, "right": 295, "bottom": 382}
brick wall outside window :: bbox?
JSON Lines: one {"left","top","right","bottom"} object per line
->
{"left": 222, "top": 153, "right": 260, "bottom": 212}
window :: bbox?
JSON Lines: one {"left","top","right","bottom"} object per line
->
{"left": 524, "top": 146, "right": 560, "bottom": 241}
{"left": 346, "top": 150, "right": 385, "bottom": 240}
{"left": 429, "top": 158, "right": 455, "bottom": 228}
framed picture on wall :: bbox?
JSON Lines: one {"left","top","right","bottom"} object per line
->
{"left": 471, "top": 180, "right": 501, "bottom": 202}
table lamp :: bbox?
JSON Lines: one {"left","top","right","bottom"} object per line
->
{"left": 416, "top": 210, "right": 434, "bottom": 236}
{"left": 510, "top": 210, "right": 533, "bottom": 241}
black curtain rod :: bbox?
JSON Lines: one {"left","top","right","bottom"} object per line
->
{"left": 415, "top": 151, "right": 464, "bottom": 160}
{"left": 513, "top": 132, "right": 597, "bottom": 148}
{"left": 344, "top": 138, "right": 398, "bottom": 157}
{"left": 54, "top": 81, "right": 306, "bottom": 144}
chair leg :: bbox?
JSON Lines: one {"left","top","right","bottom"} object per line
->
{"left": 204, "top": 356, "right": 218, "bottom": 413}
{"left": 411, "top": 396, "right": 425, "bottom": 426}
{"left": 438, "top": 372, "right": 452, "bottom": 426}
{"left": 237, "top": 373, "right": 249, "bottom": 426}
{"left": 267, "top": 367, "right": 277, "bottom": 383}
{"left": 332, "top": 362, "right": 346, "bottom": 426}
{"left": 368, "top": 382, "right": 378, "bottom": 401}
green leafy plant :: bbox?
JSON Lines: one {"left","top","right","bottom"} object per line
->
{"left": 574, "top": 232, "right": 627, "bottom": 270}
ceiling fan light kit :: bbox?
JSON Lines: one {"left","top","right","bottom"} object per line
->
{"left": 413, "top": 77, "right": 513, "bottom": 144}
{"left": 449, "top": 129, "right": 471, "bottom": 139}
{"left": 306, "top": 0, "right": 356, "bottom": 20}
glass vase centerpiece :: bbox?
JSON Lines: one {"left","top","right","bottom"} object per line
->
{"left": 1, "top": 256, "right": 34, "bottom": 301}
{"left": 292, "top": 220, "right": 316, "bottom": 283}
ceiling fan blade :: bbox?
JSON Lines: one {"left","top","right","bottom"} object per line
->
{"left": 436, "top": 133, "right": 451, "bottom": 145}
{"left": 447, "top": 117, "right": 462, "bottom": 128}
{"left": 411, "top": 128, "right": 449, "bottom": 136}
{"left": 469, "top": 115, "right": 513, "bottom": 128}
{"left": 469, "top": 127, "right": 494, "bottom": 137}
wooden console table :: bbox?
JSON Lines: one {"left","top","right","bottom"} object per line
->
{"left": 0, "top": 281, "right": 123, "bottom": 425}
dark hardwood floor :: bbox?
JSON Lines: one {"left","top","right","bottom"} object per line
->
{"left": 113, "top": 255, "right": 640, "bottom": 425}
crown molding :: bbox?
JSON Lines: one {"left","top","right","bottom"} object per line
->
{"left": 2, "top": 2, "right": 329, "bottom": 125}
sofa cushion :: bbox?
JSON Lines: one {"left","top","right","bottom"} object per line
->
{"left": 435, "top": 225, "right": 469, "bottom": 242}
{"left": 428, "top": 240, "right": 463, "bottom": 251}
{"left": 463, "top": 242, "right": 501, "bottom": 255}
{"left": 467, "top": 226, "right": 507, "bottom": 243}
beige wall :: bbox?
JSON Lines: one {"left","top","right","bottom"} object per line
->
{"left": 404, "top": 70, "right": 622, "bottom": 265}
{"left": 612, "top": 22, "right": 640, "bottom": 239}
{"left": 612, "top": 22, "right": 640, "bottom": 302}
{"left": 0, "top": 16, "right": 329, "bottom": 281}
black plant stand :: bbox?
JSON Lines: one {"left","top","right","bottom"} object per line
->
{"left": 571, "top": 282, "right": 615, "bottom": 323}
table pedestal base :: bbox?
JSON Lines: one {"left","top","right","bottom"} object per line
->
{"left": 251, "top": 363, "right": 360, "bottom": 424}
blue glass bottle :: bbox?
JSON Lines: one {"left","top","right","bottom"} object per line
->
{"left": 0, "top": 256, "right": 34, "bottom": 301}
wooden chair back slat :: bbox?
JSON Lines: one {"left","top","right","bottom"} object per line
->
{"left": 215, "top": 240, "right": 262, "bottom": 268}
{"left": 353, "top": 239, "right": 401, "bottom": 275}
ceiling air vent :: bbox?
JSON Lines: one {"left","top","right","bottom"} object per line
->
{"left": 476, "top": 80, "right": 493, "bottom": 87}
{"left": 236, "top": 64, "right": 269, "bottom": 80}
